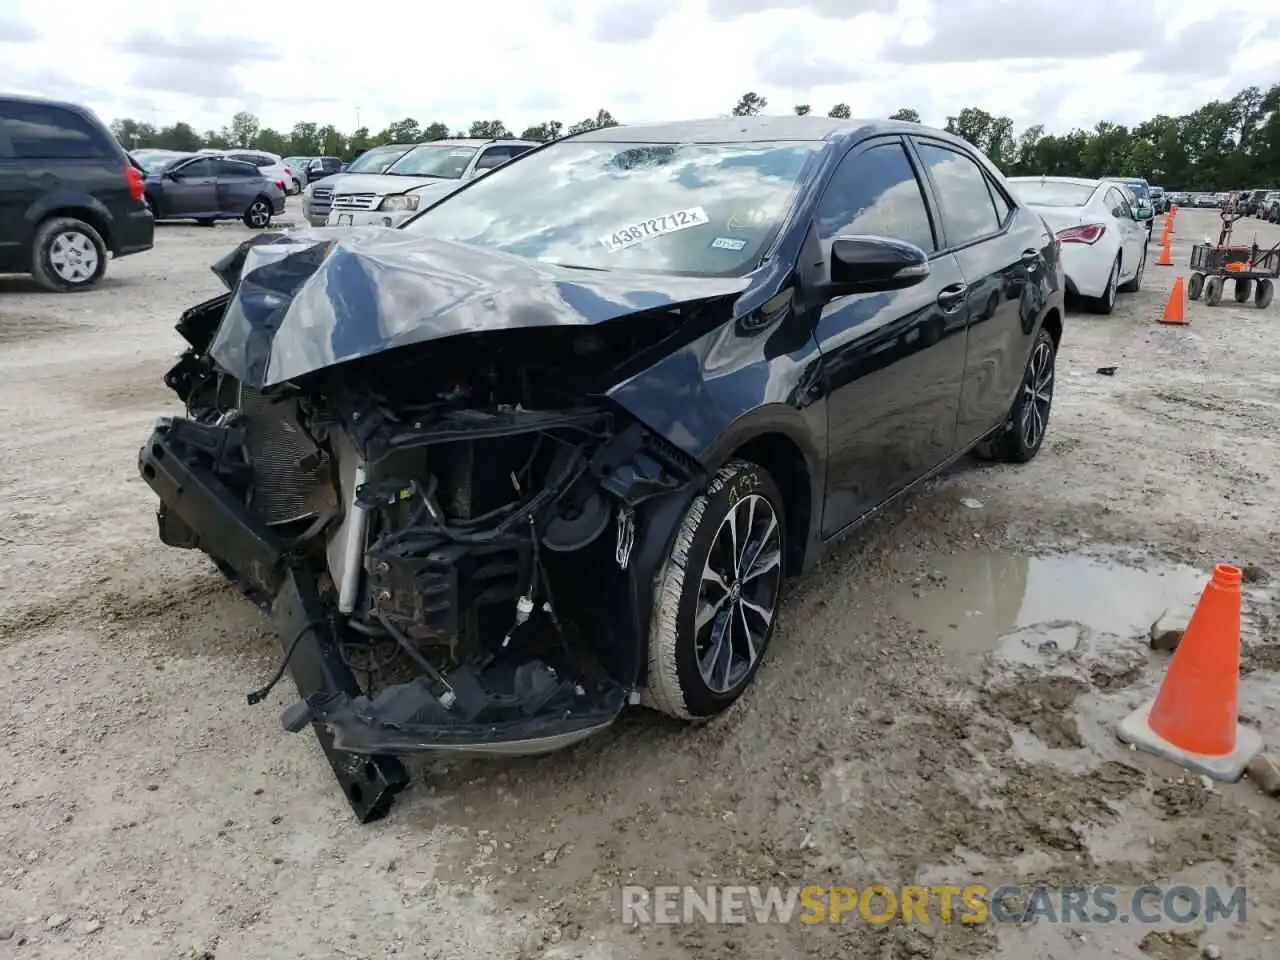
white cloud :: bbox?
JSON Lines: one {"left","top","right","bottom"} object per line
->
{"left": 0, "top": 0, "right": 1275, "bottom": 138}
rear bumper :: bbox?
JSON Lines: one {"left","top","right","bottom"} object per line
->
{"left": 137, "top": 416, "right": 625, "bottom": 762}
{"left": 1059, "top": 242, "right": 1115, "bottom": 299}
{"left": 113, "top": 207, "right": 155, "bottom": 258}
{"left": 270, "top": 195, "right": 287, "bottom": 215}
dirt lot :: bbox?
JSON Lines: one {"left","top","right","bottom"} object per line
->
{"left": 2, "top": 208, "right": 1279, "bottom": 959}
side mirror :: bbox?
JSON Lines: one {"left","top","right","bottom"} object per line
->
{"left": 827, "top": 235, "right": 930, "bottom": 294}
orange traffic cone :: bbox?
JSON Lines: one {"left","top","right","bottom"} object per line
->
{"left": 1159, "top": 276, "right": 1187, "bottom": 324}
{"left": 1117, "top": 564, "right": 1262, "bottom": 780}
{"left": 1156, "top": 234, "right": 1173, "bottom": 265}
{"left": 1163, "top": 218, "right": 1174, "bottom": 238}
{"left": 1170, "top": 203, "right": 1178, "bottom": 216}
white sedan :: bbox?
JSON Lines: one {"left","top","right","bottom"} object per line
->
{"left": 1007, "top": 176, "right": 1150, "bottom": 314}
{"left": 221, "top": 150, "right": 302, "bottom": 194}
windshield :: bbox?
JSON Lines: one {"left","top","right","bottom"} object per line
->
{"left": 401, "top": 139, "right": 820, "bottom": 275}
{"left": 1008, "top": 180, "right": 1097, "bottom": 207}
{"left": 345, "top": 147, "right": 409, "bottom": 174}
{"left": 385, "top": 144, "right": 478, "bottom": 178}
{"left": 1115, "top": 180, "right": 1150, "bottom": 199}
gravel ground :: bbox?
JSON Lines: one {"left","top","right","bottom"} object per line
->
{"left": 2, "top": 209, "right": 1279, "bottom": 959}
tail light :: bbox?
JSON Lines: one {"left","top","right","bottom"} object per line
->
{"left": 125, "top": 165, "right": 145, "bottom": 202}
{"left": 1056, "top": 223, "right": 1106, "bottom": 244}
{"left": 276, "top": 180, "right": 285, "bottom": 191}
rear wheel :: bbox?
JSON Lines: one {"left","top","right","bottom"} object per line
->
{"left": 974, "top": 326, "right": 1056, "bottom": 464}
{"left": 30, "top": 217, "right": 108, "bottom": 292}
{"left": 1085, "top": 257, "right": 1120, "bottom": 314}
{"left": 1257, "top": 279, "right": 1275, "bottom": 309}
{"left": 1118, "top": 248, "right": 1146, "bottom": 293}
{"left": 1234, "top": 278, "right": 1253, "bottom": 302}
{"left": 243, "top": 198, "right": 272, "bottom": 229}
{"left": 644, "top": 460, "right": 786, "bottom": 720}
{"left": 1187, "top": 272, "right": 1205, "bottom": 300}
{"left": 1204, "top": 276, "right": 1224, "bottom": 306}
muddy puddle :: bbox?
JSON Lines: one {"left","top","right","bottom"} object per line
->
{"left": 890, "top": 552, "right": 1212, "bottom": 666}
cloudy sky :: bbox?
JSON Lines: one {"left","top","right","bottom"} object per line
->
{"left": 1, "top": 0, "right": 1276, "bottom": 138}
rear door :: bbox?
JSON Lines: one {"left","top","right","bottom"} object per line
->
{"left": 212, "top": 159, "right": 260, "bottom": 214}
{"left": 908, "top": 136, "right": 1047, "bottom": 449}
{"left": 165, "top": 157, "right": 218, "bottom": 215}
{"left": 810, "top": 136, "right": 971, "bottom": 535}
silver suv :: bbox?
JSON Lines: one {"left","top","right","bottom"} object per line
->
{"left": 325, "top": 138, "right": 541, "bottom": 228}
{"left": 301, "top": 144, "right": 415, "bottom": 226}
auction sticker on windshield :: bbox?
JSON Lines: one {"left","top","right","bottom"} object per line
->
{"left": 600, "top": 207, "right": 710, "bottom": 253}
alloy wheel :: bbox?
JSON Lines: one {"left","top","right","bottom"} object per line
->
{"left": 1105, "top": 262, "right": 1118, "bottom": 309}
{"left": 695, "top": 494, "right": 783, "bottom": 694}
{"left": 49, "top": 231, "right": 99, "bottom": 284}
{"left": 248, "top": 201, "right": 270, "bottom": 227}
{"left": 1020, "top": 340, "right": 1054, "bottom": 449}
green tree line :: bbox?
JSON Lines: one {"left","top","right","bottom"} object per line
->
{"left": 110, "top": 82, "right": 1278, "bottom": 191}
{"left": 736, "top": 87, "right": 1279, "bottom": 190}
{"left": 108, "top": 109, "right": 620, "bottom": 159}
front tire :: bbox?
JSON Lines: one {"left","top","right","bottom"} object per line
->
{"left": 974, "top": 326, "right": 1056, "bottom": 464}
{"left": 644, "top": 460, "right": 786, "bottom": 720}
{"left": 30, "top": 217, "right": 108, "bottom": 293}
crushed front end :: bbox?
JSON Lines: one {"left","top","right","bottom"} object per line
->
{"left": 138, "top": 234, "right": 717, "bottom": 820}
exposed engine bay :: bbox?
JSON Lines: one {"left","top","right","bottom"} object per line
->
{"left": 140, "top": 281, "right": 707, "bottom": 820}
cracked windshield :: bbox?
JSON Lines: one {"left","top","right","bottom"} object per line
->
{"left": 402, "top": 140, "right": 820, "bottom": 274}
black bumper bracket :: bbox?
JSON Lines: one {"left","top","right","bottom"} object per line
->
{"left": 270, "top": 565, "right": 410, "bottom": 823}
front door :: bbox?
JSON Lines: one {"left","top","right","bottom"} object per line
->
{"left": 909, "top": 137, "right": 1045, "bottom": 448}
{"left": 165, "top": 158, "right": 218, "bottom": 216}
{"left": 808, "top": 137, "right": 971, "bottom": 537}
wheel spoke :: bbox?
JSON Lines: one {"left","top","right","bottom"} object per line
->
{"left": 741, "top": 512, "right": 777, "bottom": 578}
{"left": 726, "top": 501, "right": 742, "bottom": 576}
{"left": 739, "top": 596, "right": 773, "bottom": 627}
{"left": 696, "top": 592, "right": 730, "bottom": 632}
{"left": 736, "top": 602, "right": 757, "bottom": 664}
{"left": 700, "top": 616, "right": 730, "bottom": 686}
{"left": 743, "top": 547, "right": 781, "bottom": 582}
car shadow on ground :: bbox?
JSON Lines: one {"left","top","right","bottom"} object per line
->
{"left": 0, "top": 273, "right": 135, "bottom": 296}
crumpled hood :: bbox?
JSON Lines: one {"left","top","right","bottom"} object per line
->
{"left": 324, "top": 173, "right": 453, "bottom": 197}
{"left": 207, "top": 227, "right": 751, "bottom": 389}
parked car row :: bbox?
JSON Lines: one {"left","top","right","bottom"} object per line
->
{"left": 135, "top": 115, "right": 1067, "bottom": 818}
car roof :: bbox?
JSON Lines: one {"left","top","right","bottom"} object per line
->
{"left": 1008, "top": 175, "right": 1102, "bottom": 187}
{"left": 566, "top": 116, "right": 960, "bottom": 147}
{"left": 405, "top": 137, "right": 541, "bottom": 149}
{"left": 1104, "top": 176, "right": 1149, "bottom": 185}
{"left": 0, "top": 92, "right": 99, "bottom": 116}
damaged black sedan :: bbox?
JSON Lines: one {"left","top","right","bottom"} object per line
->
{"left": 138, "top": 117, "right": 1064, "bottom": 820}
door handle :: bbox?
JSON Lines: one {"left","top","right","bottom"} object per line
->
{"left": 1020, "top": 248, "right": 1041, "bottom": 270}
{"left": 936, "top": 282, "right": 968, "bottom": 311}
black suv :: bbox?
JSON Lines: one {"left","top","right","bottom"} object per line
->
{"left": 0, "top": 94, "right": 154, "bottom": 292}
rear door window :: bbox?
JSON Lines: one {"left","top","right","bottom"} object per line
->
{"left": 474, "top": 146, "right": 516, "bottom": 171}
{"left": 913, "top": 141, "right": 1002, "bottom": 248}
{"left": 0, "top": 101, "right": 113, "bottom": 160}
{"left": 174, "top": 158, "right": 217, "bottom": 178}
{"left": 212, "top": 159, "right": 258, "bottom": 178}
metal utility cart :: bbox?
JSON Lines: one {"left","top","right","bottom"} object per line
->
{"left": 1187, "top": 209, "right": 1278, "bottom": 309}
